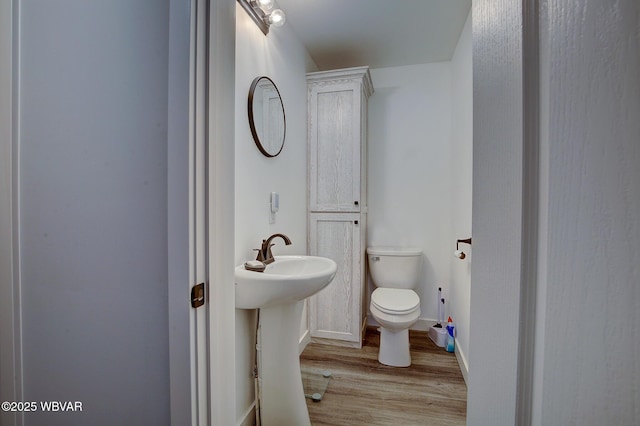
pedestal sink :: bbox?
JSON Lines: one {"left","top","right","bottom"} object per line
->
{"left": 235, "top": 255, "right": 337, "bottom": 426}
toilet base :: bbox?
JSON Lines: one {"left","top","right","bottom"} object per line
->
{"left": 378, "top": 327, "right": 411, "bottom": 367}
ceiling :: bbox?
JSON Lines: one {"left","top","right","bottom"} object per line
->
{"left": 274, "top": 0, "right": 472, "bottom": 70}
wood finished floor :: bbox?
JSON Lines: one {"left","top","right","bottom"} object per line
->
{"left": 300, "top": 328, "right": 467, "bottom": 426}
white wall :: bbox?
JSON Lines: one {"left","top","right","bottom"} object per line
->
{"left": 367, "top": 63, "right": 453, "bottom": 325}
{"left": 234, "top": 5, "right": 317, "bottom": 424}
{"left": 448, "top": 10, "right": 472, "bottom": 379}
{"left": 367, "top": 62, "right": 470, "bottom": 316}
{"left": 533, "top": 0, "right": 640, "bottom": 424}
{"left": 367, "top": 16, "right": 472, "bottom": 376}
{"left": 18, "top": 1, "right": 171, "bottom": 424}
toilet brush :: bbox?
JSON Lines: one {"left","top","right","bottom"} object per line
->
{"left": 429, "top": 288, "right": 448, "bottom": 347}
{"left": 434, "top": 288, "right": 443, "bottom": 328}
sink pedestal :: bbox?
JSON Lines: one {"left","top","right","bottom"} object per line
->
{"left": 234, "top": 255, "right": 337, "bottom": 425}
{"left": 258, "top": 300, "right": 310, "bottom": 426}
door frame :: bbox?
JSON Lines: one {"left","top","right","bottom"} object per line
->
{"left": 467, "top": 1, "right": 539, "bottom": 425}
{"left": 167, "top": 0, "right": 213, "bottom": 423}
{"left": 1, "top": 0, "right": 538, "bottom": 424}
{"left": 168, "top": 0, "right": 236, "bottom": 424}
{"left": 205, "top": 0, "right": 236, "bottom": 425}
{"left": 0, "top": 2, "right": 22, "bottom": 425}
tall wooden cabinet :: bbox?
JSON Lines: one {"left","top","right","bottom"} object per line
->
{"left": 306, "top": 67, "right": 373, "bottom": 348}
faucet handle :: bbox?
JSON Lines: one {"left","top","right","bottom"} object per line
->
{"left": 253, "top": 248, "right": 266, "bottom": 262}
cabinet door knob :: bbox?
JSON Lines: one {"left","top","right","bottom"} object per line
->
{"left": 354, "top": 220, "right": 359, "bottom": 225}
{"left": 354, "top": 201, "right": 359, "bottom": 205}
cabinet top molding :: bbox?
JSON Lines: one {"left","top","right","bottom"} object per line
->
{"left": 306, "top": 66, "right": 374, "bottom": 98}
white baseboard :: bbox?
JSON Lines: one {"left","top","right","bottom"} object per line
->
{"left": 454, "top": 338, "right": 469, "bottom": 385}
{"left": 412, "top": 317, "right": 434, "bottom": 331}
{"left": 298, "top": 328, "right": 311, "bottom": 354}
{"left": 418, "top": 319, "right": 469, "bottom": 385}
{"left": 237, "top": 401, "right": 255, "bottom": 426}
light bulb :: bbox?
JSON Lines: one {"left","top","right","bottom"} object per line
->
{"left": 268, "top": 9, "right": 285, "bottom": 27}
{"left": 255, "top": 0, "right": 273, "bottom": 11}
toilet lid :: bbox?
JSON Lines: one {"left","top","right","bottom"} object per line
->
{"left": 371, "top": 288, "right": 420, "bottom": 315}
{"left": 367, "top": 246, "right": 423, "bottom": 256}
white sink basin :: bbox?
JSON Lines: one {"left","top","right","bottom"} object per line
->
{"left": 235, "top": 255, "right": 337, "bottom": 309}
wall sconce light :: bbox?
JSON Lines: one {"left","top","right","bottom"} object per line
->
{"left": 238, "top": 0, "right": 286, "bottom": 35}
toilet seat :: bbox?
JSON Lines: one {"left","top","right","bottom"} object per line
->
{"left": 371, "top": 288, "right": 420, "bottom": 315}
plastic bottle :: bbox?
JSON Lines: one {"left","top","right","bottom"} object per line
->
{"left": 446, "top": 316, "right": 455, "bottom": 353}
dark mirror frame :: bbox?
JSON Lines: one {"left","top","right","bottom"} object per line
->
{"left": 248, "top": 76, "right": 286, "bottom": 157}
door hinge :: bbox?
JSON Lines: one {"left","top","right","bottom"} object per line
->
{"left": 191, "top": 283, "right": 205, "bottom": 308}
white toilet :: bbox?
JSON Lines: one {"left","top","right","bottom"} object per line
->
{"left": 367, "top": 246, "right": 423, "bottom": 367}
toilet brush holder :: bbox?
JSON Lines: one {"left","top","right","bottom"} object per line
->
{"left": 428, "top": 326, "right": 447, "bottom": 347}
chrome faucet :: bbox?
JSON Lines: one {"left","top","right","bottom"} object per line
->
{"left": 255, "top": 233, "right": 292, "bottom": 264}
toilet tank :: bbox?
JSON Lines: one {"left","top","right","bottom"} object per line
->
{"left": 367, "top": 247, "right": 423, "bottom": 289}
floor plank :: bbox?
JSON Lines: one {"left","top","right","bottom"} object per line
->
{"left": 300, "top": 327, "right": 467, "bottom": 426}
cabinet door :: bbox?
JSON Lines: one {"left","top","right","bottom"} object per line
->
{"left": 308, "top": 81, "right": 362, "bottom": 212}
{"left": 309, "top": 213, "right": 362, "bottom": 345}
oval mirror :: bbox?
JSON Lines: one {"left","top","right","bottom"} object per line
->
{"left": 248, "top": 76, "right": 286, "bottom": 157}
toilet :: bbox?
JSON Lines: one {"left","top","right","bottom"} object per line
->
{"left": 367, "top": 246, "right": 423, "bottom": 367}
